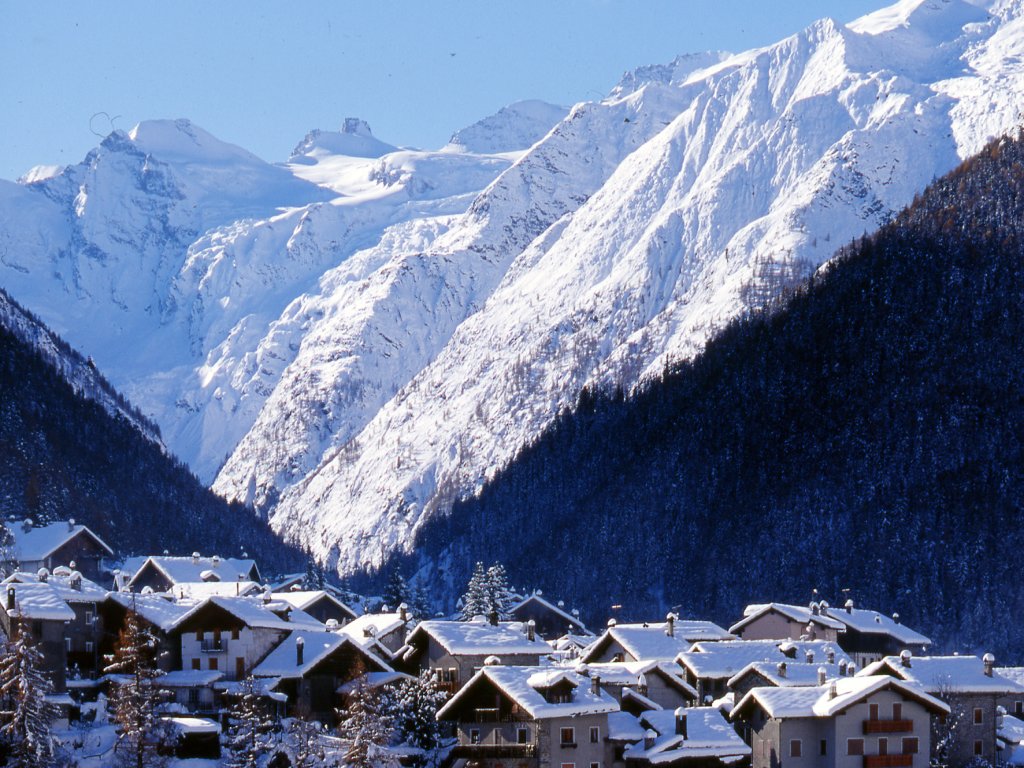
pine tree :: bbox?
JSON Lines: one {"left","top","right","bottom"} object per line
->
{"left": 286, "top": 713, "right": 330, "bottom": 768}
{"left": 0, "top": 618, "right": 57, "bottom": 768}
{"left": 382, "top": 672, "right": 447, "bottom": 768}
{"left": 381, "top": 570, "right": 408, "bottom": 612}
{"left": 105, "top": 601, "right": 168, "bottom": 768}
{"left": 459, "top": 562, "right": 489, "bottom": 621}
{"left": 485, "top": 563, "right": 515, "bottom": 620}
{"left": 224, "top": 676, "right": 276, "bottom": 768}
{"left": 337, "top": 677, "right": 396, "bottom": 768}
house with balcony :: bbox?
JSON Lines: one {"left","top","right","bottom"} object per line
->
{"left": 677, "top": 639, "right": 850, "bottom": 705}
{"left": 172, "top": 595, "right": 321, "bottom": 681}
{"left": 1, "top": 518, "right": 113, "bottom": 582}
{"left": 861, "top": 652, "right": 1024, "bottom": 767}
{"left": 402, "top": 617, "right": 549, "bottom": 694}
{"left": 732, "top": 674, "right": 948, "bottom": 768}
{"left": 510, "top": 591, "right": 588, "bottom": 641}
{"left": 436, "top": 665, "right": 619, "bottom": 768}
{"left": 122, "top": 553, "right": 261, "bottom": 593}
{"left": 622, "top": 707, "right": 751, "bottom": 767}
{"left": 582, "top": 617, "right": 733, "bottom": 665}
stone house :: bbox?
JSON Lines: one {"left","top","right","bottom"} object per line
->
{"left": 861, "top": 652, "right": 1024, "bottom": 767}
{"left": 402, "top": 617, "right": 549, "bottom": 694}
{"left": 436, "top": 666, "right": 619, "bottom": 768}
{"left": 338, "top": 609, "right": 413, "bottom": 662}
{"left": 732, "top": 674, "right": 948, "bottom": 768}
{"left": 582, "top": 617, "right": 733, "bottom": 665}
{"left": 1, "top": 519, "right": 113, "bottom": 582}
{"left": 0, "top": 581, "right": 74, "bottom": 691}
{"left": 728, "top": 661, "right": 850, "bottom": 702}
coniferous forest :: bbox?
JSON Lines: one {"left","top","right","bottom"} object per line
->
{"left": 0, "top": 291, "right": 305, "bottom": 572}
{"left": 389, "top": 131, "right": 1024, "bottom": 660}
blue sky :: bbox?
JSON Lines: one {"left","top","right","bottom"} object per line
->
{"left": 1, "top": 0, "right": 889, "bottom": 180}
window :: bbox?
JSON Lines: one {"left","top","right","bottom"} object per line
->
{"left": 560, "top": 727, "right": 575, "bottom": 746}
{"left": 879, "top": 737, "right": 888, "bottom": 756}
{"left": 560, "top": 763, "right": 575, "bottom": 768}
{"left": 903, "top": 737, "right": 919, "bottom": 755}
{"left": 974, "top": 707, "right": 984, "bottom": 725}
{"left": 517, "top": 728, "right": 529, "bottom": 744}
{"left": 820, "top": 739, "right": 827, "bottom": 756}
{"left": 590, "top": 763, "right": 600, "bottom": 768}
{"left": 213, "top": 629, "right": 221, "bottom": 642}
{"left": 196, "top": 630, "right": 202, "bottom": 641}
{"left": 892, "top": 703, "right": 902, "bottom": 720}
{"left": 1016, "top": 701, "right": 1023, "bottom": 715}
{"left": 209, "top": 657, "right": 218, "bottom": 671}
{"left": 235, "top": 657, "right": 245, "bottom": 679}
{"left": 64, "top": 637, "right": 71, "bottom": 652}
{"left": 187, "top": 688, "right": 199, "bottom": 705}
{"left": 85, "top": 641, "right": 94, "bottom": 653}
{"left": 85, "top": 610, "right": 94, "bottom": 624}
{"left": 975, "top": 740, "right": 984, "bottom": 756}
{"left": 869, "top": 703, "right": 879, "bottom": 721}
{"left": 590, "top": 726, "right": 600, "bottom": 744}
{"left": 848, "top": 738, "right": 864, "bottom": 756}
{"left": 790, "top": 739, "right": 801, "bottom": 758}
{"left": 192, "top": 658, "right": 201, "bottom": 670}
{"left": 469, "top": 729, "right": 480, "bottom": 744}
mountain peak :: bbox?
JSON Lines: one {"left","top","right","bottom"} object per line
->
{"left": 125, "top": 118, "right": 262, "bottom": 165}
{"left": 447, "top": 100, "right": 568, "bottom": 154}
{"left": 341, "top": 117, "right": 374, "bottom": 137}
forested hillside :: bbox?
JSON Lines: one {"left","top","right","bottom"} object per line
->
{"left": 391, "top": 131, "right": 1024, "bottom": 660}
{"left": 0, "top": 289, "right": 304, "bottom": 572}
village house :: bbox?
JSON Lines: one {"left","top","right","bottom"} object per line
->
{"left": 338, "top": 608, "right": 413, "bottom": 662}
{"left": 270, "top": 589, "right": 358, "bottom": 626}
{"left": 122, "top": 553, "right": 261, "bottom": 593}
{"left": 0, "top": 581, "right": 74, "bottom": 691}
{"left": 582, "top": 616, "right": 733, "bottom": 665}
{"left": 861, "top": 652, "right": 1024, "bottom": 767}
{"left": 622, "top": 707, "right": 751, "bottom": 767}
{"left": 579, "top": 661, "right": 698, "bottom": 712}
{"left": 732, "top": 674, "right": 948, "bottom": 768}
{"left": 160, "top": 669, "right": 224, "bottom": 715}
{"left": 997, "top": 666, "right": 1024, "bottom": 718}
{"left": 252, "top": 629, "right": 401, "bottom": 723}
{"left": 100, "top": 591, "right": 193, "bottom": 673}
{"left": 436, "top": 665, "right": 619, "bottom": 768}
{"left": 511, "top": 591, "right": 588, "bottom": 640}
{"left": 1, "top": 518, "right": 113, "bottom": 582}
{"left": 728, "top": 660, "right": 850, "bottom": 702}
{"left": 402, "top": 617, "right": 549, "bottom": 693}
{"left": 172, "top": 594, "right": 322, "bottom": 681}
{"left": 677, "top": 639, "right": 850, "bottom": 705}
{"left": 730, "top": 602, "right": 847, "bottom": 643}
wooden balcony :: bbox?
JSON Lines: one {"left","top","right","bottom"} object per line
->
{"left": 863, "top": 719, "right": 913, "bottom": 734}
{"left": 864, "top": 755, "right": 912, "bottom": 768}
{"left": 200, "top": 639, "right": 225, "bottom": 653}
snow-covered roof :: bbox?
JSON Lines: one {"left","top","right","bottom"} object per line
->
{"left": 169, "top": 581, "right": 260, "bottom": 600}
{"left": 679, "top": 640, "right": 849, "bottom": 680}
{"left": 608, "top": 711, "right": 647, "bottom": 742}
{"left": 171, "top": 595, "right": 321, "bottom": 632}
{"left": 162, "top": 716, "right": 221, "bottom": 734}
{"left": 624, "top": 708, "right": 750, "bottom": 764}
{"left": 105, "top": 592, "right": 192, "bottom": 631}
{"left": 861, "top": 655, "right": 1024, "bottom": 695}
{"left": 999, "top": 668, "right": 1024, "bottom": 688}
{"left": 336, "top": 671, "right": 412, "bottom": 694}
{"left": 827, "top": 606, "right": 931, "bottom": 645}
{"left": 580, "top": 660, "right": 697, "bottom": 698}
{"left": 2, "top": 582, "right": 75, "bottom": 621}
{"left": 271, "top": 590, "right": 356, "bottom": 618}
{"left": 585, "top": 621, "right": 731, "bottom": 663}
{"left": 214, "top": 677, "right": 288, "bottom": 702}
{"left": 511, "top": 592, "right": 587, "bottom": 631}
{"left": 122, "top": 555, "right": 258, "bottom": 587}
{"left": 731, "top": 602, "right": 847, "bottom": 634}
{"left": 3, "top": 519, "right": 113, "bottom": 560}
{"left": 733, "top": 675, "right": 949, "bottom": 720}
{"left": 159, "top": 670, "right": 224, "bottom": 687}
{"left": 437, "top": 666, "right": 618, "bottom": 721}
{"left": 407, "top": 619, "right": 548, "bottom": 657}
{"left": 252, "top": 629, "right": 392, "bottom": 679}
{"left": 4, "top": 569, "right": 106, "bottom": 603}
{"left": 728, "top": 661, "right": 844, "bottom": 689}
{"left": 338, "top": 612, "right": 407, "bottom": 646}
{"left": 999, "top": 712, "right": 1024, "bottom": 747}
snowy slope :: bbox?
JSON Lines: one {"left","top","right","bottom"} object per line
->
{"left": 448, "top": 100, "right": 570, "bottom": 153}
{"left": 260, "top": 0, "right": 1024, "bottom": 573}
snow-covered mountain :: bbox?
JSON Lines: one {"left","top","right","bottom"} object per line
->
{"left": 2, "top": 0, "right": 1024, "bottom": 579}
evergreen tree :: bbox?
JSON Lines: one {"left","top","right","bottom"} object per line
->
{"left": 0, "top": 618, "right": 57, "bottom": 768}
{"left": 407, "top": 583, "right": 432, "bottom": 623}
{"left": 104, "top": 602, "right": 167, "bottom": 768}
{"left": 485, "top": 563, "right": 515, "bottom": 620}
{"left": 337, "top": 677, "right": 395, "bottom": 768}
{"left": 381, "top": 570, "right": 408, "bottom": 612}
{"left": 459, "top": 562, "right": 489, "bottom": 621}
{"left": 382, "top": 672, "right": 447, "bottom": 768}
{"left": 286, "top": 713, "right": 330, "bottom": 768}
{"left": 224, "top": 676, "right": 276, "bottom": 768}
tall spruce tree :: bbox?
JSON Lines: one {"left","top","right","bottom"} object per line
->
{"left": 105, "top": 601, "right": 167, "bottom": 768}
{"left": 224, "top": 676, "right": 276, "bottom": 768}
{"left": 0, "top": 618, "right": 57, "bottom": 768}
{"left": 382, "top": 672, "right": 447, "bottom": 768}
{"left": 459, "top": 562, "right": 489, "bottom": 620}
{"left": 485, "top": 563, "right": 515, "bottom": 620}
{"left": 381, "top": 571, "right": 408, "bottom": 612}
{"left": 337, "top": 676, "right": 395, "bottom": 768}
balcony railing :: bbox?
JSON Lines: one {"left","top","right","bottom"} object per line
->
{"left": 200, "top": 639, "right": 225, "bottom": 653}
{"left": 863, "top": 719, "right": 913, "bottom": 734}
{"left": 864, "top": 755, "right": 913, "bottom": 768}
{"left": 453, "top": 744, "right": 537, "bottom": 759}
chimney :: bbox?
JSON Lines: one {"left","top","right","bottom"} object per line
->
{"left": 900, "top": 650, "right": 912, "bottom": 668}
{"left": 666, "top": 613, "right": 675, "bottom": 638}
{"left": 67, "top": 518, "right": 75, "bottom": 531}
{"left": 984, "top": 653, "right": 995, "bottom": 677}
{"left": 591, "top": 674, "right": 601, "bottom": 696}
{"left": 296, "top": 636, "right": 304, "bottom": 666}
{"left": 262, "top": 587, "right": 272, "bottom": 604}
{"left": 675, "top": 708, "right": 688, "bottom": 738}
{"left": 805, "top": 650, "right": 814, "bottom": 664}
{"left": 607, "top": 618, "right": 617, "bottom": 628}
{"left": 777, "top": 662, "right": 787, "bottom": 678}
{"left": 527, "top": 620, "right": 536, "bottom": 642}
{"left": 644, "top": 729, "right": 656, "bottom": 751}
{"left": 817, "top": 666, "right": 827, "bottom": 685}
{"left": 892, "top": 612, "right": 900, "bottom": 624}
{"left": 844, "top": 599, "right": 854, "bottom": 614}
{"left": 810, "top": 602, "right": 819, "bottom": 616}
{"left": 5, "top": 587, "right": 13, "bottom": 611}
{"left": 488, "top": 609, "right": 499, "bottom": 627}
{"left": 399, "top": 603, "right": 408, "bottom": 623}
{"left": 839, "top": 660, "right": 848, "bottom": 676}
{"left": 828, "top": 681, "right": 838, "bottom": 699}
{"left": 212, "top": 555, "right": 220, "bottom": 568}
{"left": 37, "top": 568, "right": 48, "bottom": 583}
{"left": 192, "top": 552, "right": 200, "bottom": 565}
{"left": 827, "top": 649, "right": 835, "bottom": 664}
{"left": 21, "top": 519, "right": 32, "bottom": 533}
